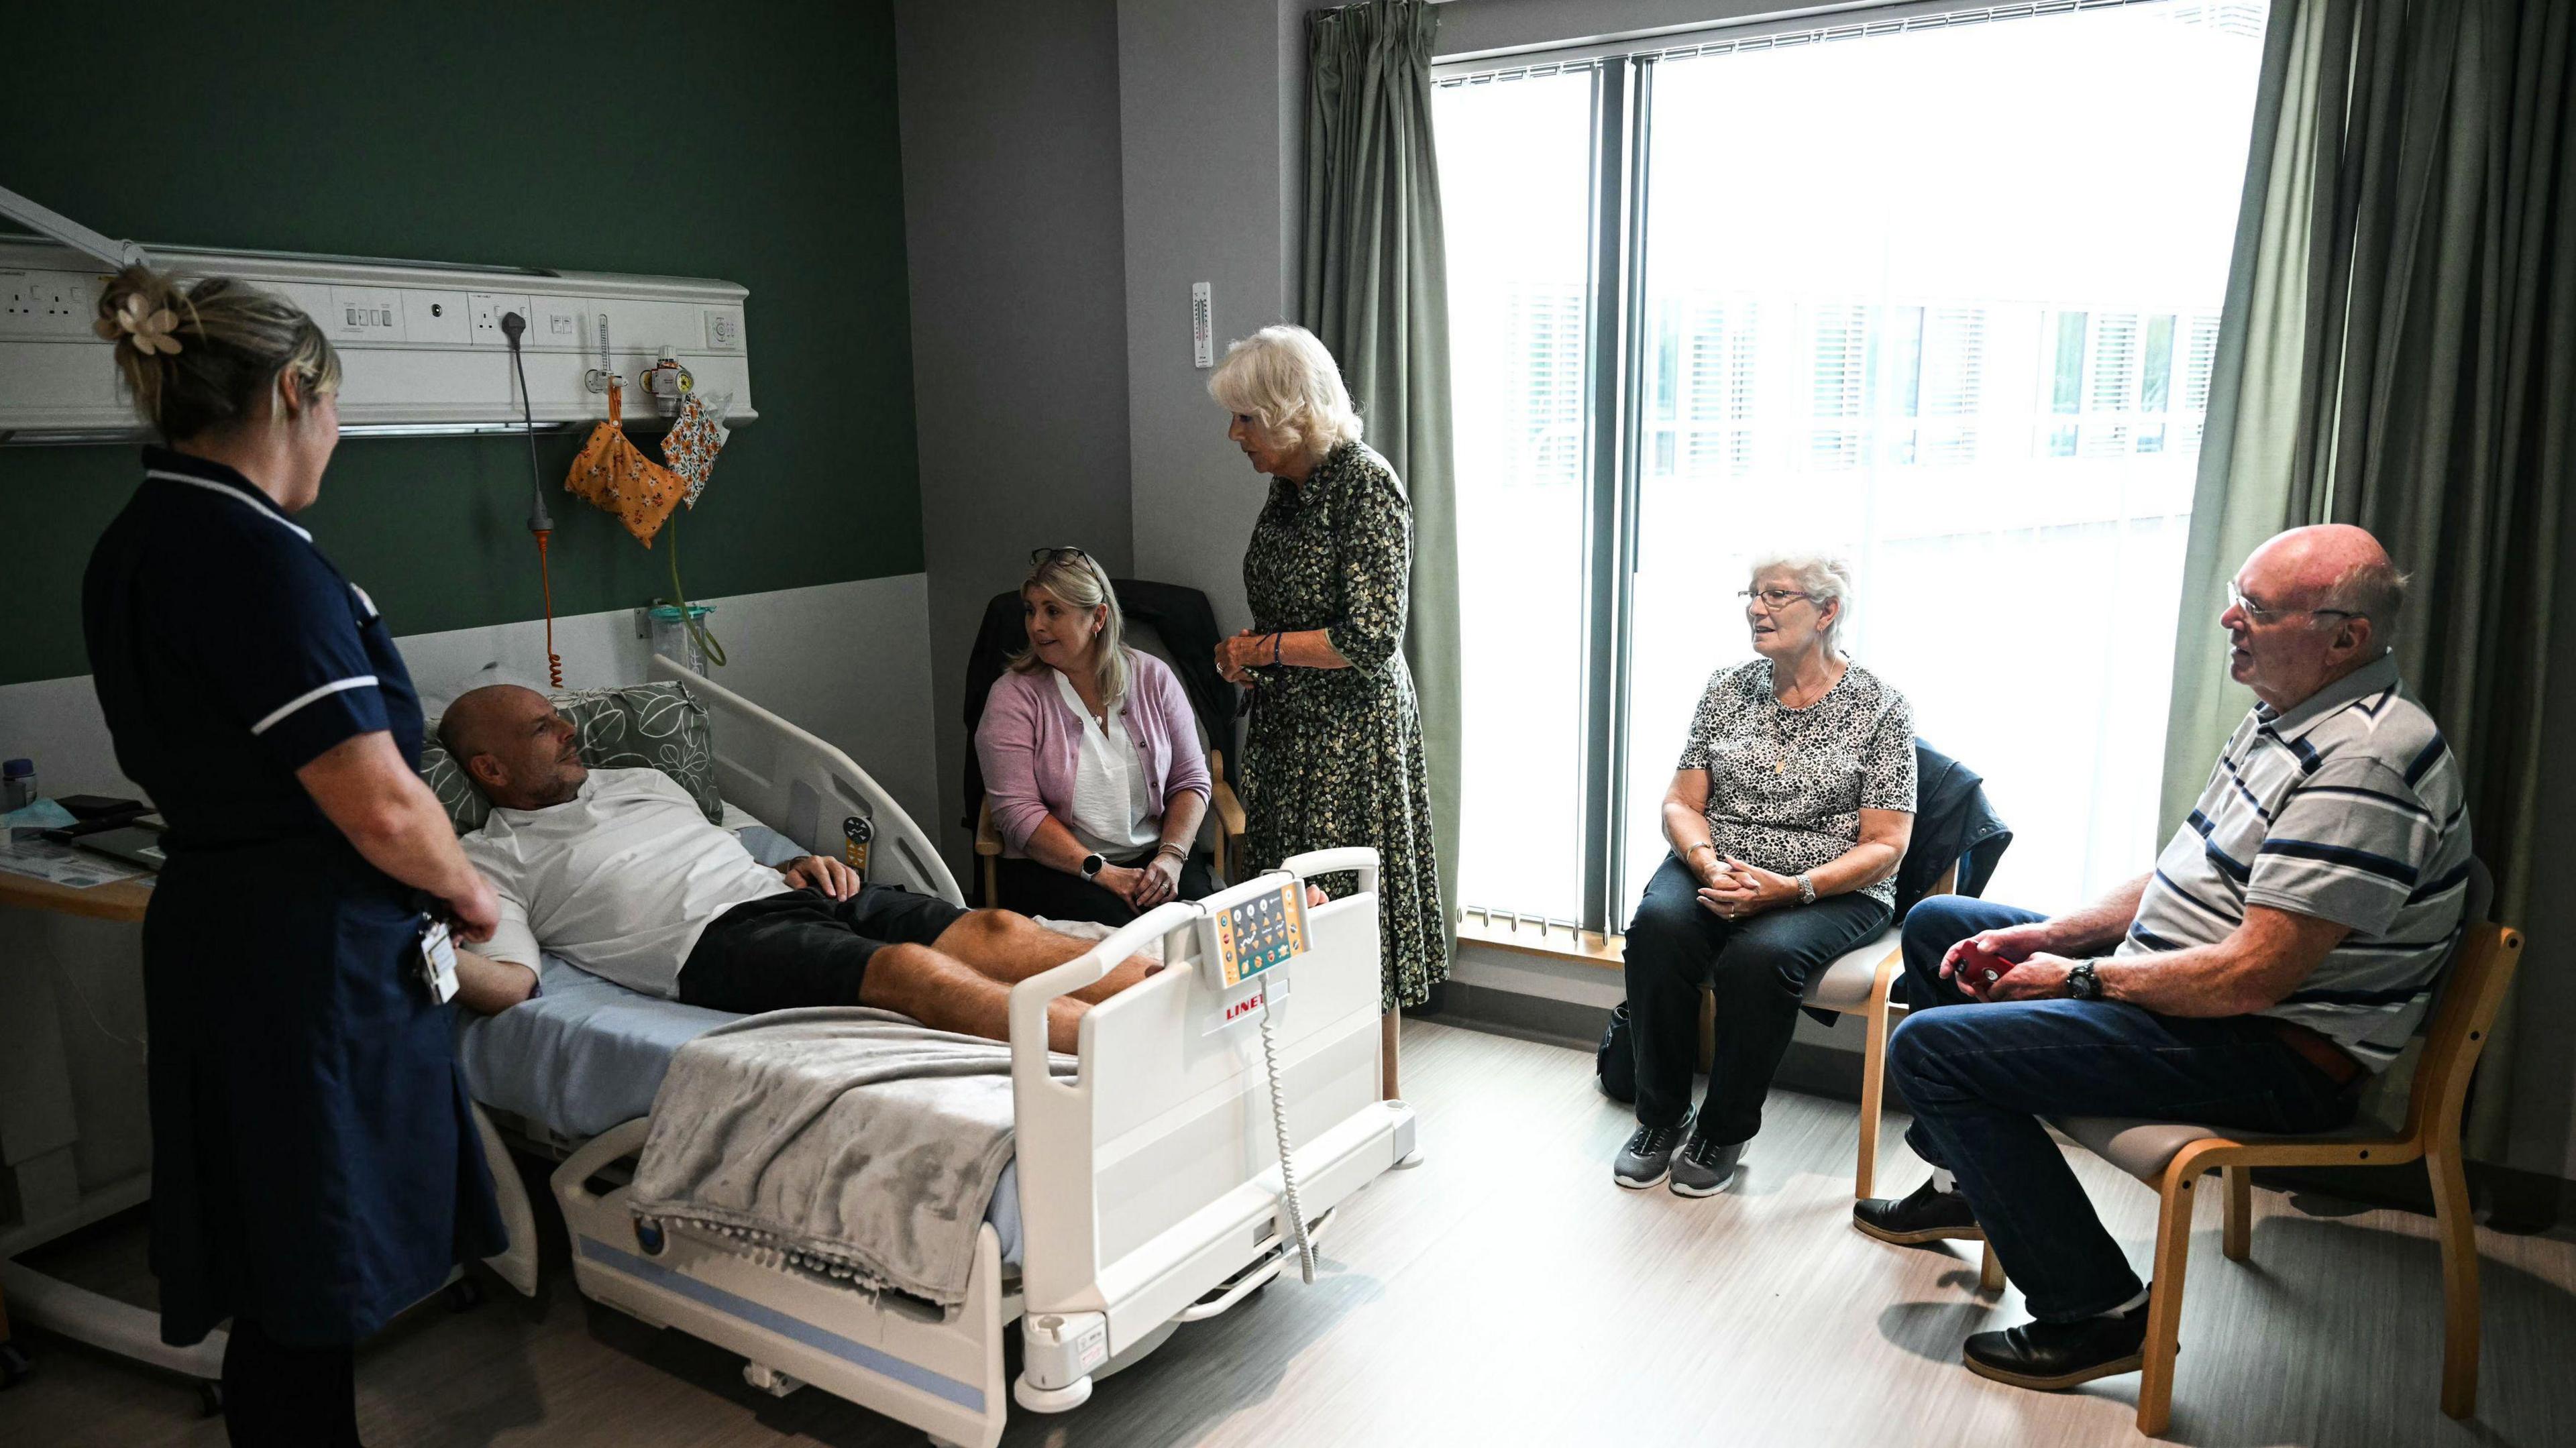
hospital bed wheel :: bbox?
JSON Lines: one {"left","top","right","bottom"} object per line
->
{"left": 197, "top": 1379, "right": 225, "bottom": 1416}
{"left": 444, "top": 1276, "right": 485, "bottom": 1312}
{"left": 1013, "top": 1372, "right": 1093, "bottom": 1412}
{"left": 0, "top": 1341, "right": 31, "bottom": 1389}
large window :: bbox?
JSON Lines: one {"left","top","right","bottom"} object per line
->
{"left": 1438, "top": 1, "right": 2268, "bottom": 933}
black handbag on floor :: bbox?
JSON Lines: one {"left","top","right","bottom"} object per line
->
{"left": 1597, "top": 1000, "right": 1637, "bottom": 1103}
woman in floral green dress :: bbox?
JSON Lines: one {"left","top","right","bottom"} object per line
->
{"left": 1208, "top": 325, "right": 1446, "bottom": 1098}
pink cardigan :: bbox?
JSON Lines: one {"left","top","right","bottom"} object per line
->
{"left": 975, "top": 651, "right": 1212, "bottom": 858}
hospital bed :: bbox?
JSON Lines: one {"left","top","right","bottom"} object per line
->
{"left": 460, "top": 658, "right": 1419, "bottom": 1448}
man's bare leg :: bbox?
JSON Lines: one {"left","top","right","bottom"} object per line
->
{"left": 859, "top": 942, "right": 1086, "bottom": 1052}
{"left": 928, "top": 909, "right": 1163, "bottom": 1005}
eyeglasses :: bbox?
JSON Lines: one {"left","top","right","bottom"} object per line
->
{"left": 1738, "top": 588, "right": 1813, "bottom": 611}
{"left": 1030, "top": 546, "right": 1091, "bottom": 565}
{"left": 2228, "top": 581, "right": 2359, "bottom": 626}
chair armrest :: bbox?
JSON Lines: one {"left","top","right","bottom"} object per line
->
{"left": 975, "top": 795, "right": 1001, "bottom": 856}
{"left": 1212, "top": 778, "right": 1247, "bottom": 838}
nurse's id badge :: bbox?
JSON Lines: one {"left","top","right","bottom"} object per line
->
{"left": 417, "top": 918, "right": 461, "bottom": 1005}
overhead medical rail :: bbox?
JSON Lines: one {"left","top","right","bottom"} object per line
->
{"left": 0, "top": 184, "right": 753, "bottom": 445}
{"left": 0, "top": 182, "right": 149, "bottom": 271}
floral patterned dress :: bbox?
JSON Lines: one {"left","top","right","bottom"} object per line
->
{"left": 1240, "top": 441, "right": 1448, "bottom": 1010}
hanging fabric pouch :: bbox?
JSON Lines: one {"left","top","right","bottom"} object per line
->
{"left": 660, "top": 390, "right": 732, "bottom": 508}
{"left": 565, "top": 378, "right": 688, "bottom": 547}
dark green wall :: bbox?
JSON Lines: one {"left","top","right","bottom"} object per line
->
{"left": 1, "top": 1, "right": 920, "bottom": 686}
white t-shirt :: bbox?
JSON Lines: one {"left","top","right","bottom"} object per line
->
{"left": 1053, "top": 671, "right": 1159, "bottom": 857}
{"left": 461, "top": 767, "right": 792, "bottom": 997}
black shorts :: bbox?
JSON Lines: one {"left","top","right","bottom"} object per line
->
{"left": 674, "top": 886, "right": 967, "bottom": 1014}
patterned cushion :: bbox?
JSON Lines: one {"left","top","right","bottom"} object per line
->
{"left": 420, "top": 679, "right": 722, "bottom": 834}
{"left": 557, "top": 683, "right": 722, "bottom": 823}
{"left": 419, "top": 741, "right": 494, "bottom": 834}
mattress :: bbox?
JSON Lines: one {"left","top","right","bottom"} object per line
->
{"left": 452, "top": 818, "right": 1024, "bottom": 1264}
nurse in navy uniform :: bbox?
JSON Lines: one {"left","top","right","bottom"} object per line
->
{"left": 80, "top": 266, "right": 505, "bottom": 1447}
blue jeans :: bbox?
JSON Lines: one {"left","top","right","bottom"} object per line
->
{"left": 1887, "top": 895, "right": 2359, "bottom": 1321}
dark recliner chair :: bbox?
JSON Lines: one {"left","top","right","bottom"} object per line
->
{"left": 960, "top": 580, "right": 1246, "bottom": 907}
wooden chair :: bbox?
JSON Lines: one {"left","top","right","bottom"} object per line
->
{"left": 1699, "top": 865, "right": 1956, "bottom": 1201}
{"left": 974, "top": 748, "right": 1246, "bottom": 905}
{"left": 2012, "top": 902, "right": 2524, "bottom": 1435}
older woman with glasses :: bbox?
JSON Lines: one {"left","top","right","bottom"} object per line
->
{"left": 1208, "top": 325, "right": 1445, "bottom": 1099}
{"left": 975, "top": 547, "right": 1216, "bottom": 925}
{"left": 1611, "top": 553, "right": 1917, "bottom": 1198}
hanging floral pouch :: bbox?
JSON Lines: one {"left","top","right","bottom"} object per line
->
{"left": 565, "top": 379, "right": 688, "bottom": 547}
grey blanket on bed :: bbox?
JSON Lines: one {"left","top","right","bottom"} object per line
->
{"left": 627, "top": 1007, "right": 1073, "bottom": 1307}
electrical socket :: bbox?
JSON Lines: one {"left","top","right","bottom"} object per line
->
{"left": 3, "top": 271, "right": 97, "bottom": 336}
{"left": 468, "top": 292, "right": 533, "bottom": 344}
{"left": 6, "top": 274, "right": 68, "bottom": 319}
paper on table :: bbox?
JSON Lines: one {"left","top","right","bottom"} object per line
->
{"left": 3, "top": 798, "right": 80, "bottom": 834}
{"left": 0, "top": 837, "right": 148, "bottom": 889}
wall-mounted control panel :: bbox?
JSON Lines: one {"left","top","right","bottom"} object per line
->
{"left": 0, "top": 240, "right": 755, "bottom": 442}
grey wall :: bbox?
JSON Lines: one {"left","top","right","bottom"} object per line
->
{"left": 894, "top": 0, "right": 1136, "bottom": 871}
{"left": 1116, "top": 0, "right": 1324, "bottom": 642}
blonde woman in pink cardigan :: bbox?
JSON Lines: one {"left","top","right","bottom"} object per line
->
{"left": 975, "top": 549, "right": 1217, "bottom": 925}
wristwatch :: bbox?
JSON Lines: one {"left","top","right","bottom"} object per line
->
{"left": 1079, "top": 853, "right": 1106, "bottom": 881}
{"left": 2065, "top": 960, "right": 2102, "bottom": 1001}
{"left": 1794, "top": 873, "right": 1817, "bottom": 905}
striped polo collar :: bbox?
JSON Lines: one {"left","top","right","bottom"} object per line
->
{"left": 2255, "top": 651, "right": 2403, "bottom": 743}
{"left": 139, "top": 445, "right": 313, "bottom": 543}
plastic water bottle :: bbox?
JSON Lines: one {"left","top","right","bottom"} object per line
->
{"left": 1, "top": 759, "right": 33, "bottom": 812}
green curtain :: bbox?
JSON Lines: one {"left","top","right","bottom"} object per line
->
{"left": 2161, "top": 0, "right": 2575, "bottom": 1160}
{"left": 1301, "top": 0, "right": 1460, "bottom": 982}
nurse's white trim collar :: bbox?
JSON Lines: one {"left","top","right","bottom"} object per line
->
{"left": 144, "top": 469, "right": 315, "bottom": 543}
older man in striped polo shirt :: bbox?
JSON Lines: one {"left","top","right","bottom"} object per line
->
{"left": 1854, "top": 524, "right": 2471, "bottom": 1394}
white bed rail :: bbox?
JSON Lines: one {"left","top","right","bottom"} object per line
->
{"left": 1008, "top": 856, "right": 1404, "bottom": 1348}
{"left": 1281, "top": 846, "right": 1379, "bottom": 895}
{"left": 648, "top": 654, "right": 961, "bottom": 905}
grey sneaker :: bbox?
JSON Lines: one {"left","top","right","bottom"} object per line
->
{"left": 1613, "top": 1113, "right": 1693, "bottom": 1190}
{"left": 1668, "top": 1134, "right": 1743, "bottom": 1196}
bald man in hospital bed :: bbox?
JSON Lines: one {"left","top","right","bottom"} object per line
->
{"left": 437, "top": 685, "right": 1154, "bottom": 1053}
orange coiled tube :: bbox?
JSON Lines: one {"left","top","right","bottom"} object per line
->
{"left": 535, "top": 529, "right": 564, "bottom": 688}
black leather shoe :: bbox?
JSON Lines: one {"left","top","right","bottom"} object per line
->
{"left": 1962, "top": 1300, "right": 2154, "bottom": 1391}
{"left": 1852, "top": 1177, "right": 1982, "bottom": 1244}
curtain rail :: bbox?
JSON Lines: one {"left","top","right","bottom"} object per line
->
{"left": 1436, "top": 0, "right": 2261, "bottom": 85}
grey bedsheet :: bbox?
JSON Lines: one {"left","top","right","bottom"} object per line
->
{"left": 628, "top": 1008, "right": 1067, "bottom": 1307}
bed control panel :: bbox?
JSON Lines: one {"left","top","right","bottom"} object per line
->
{"left": 1196, "top": 875, "right": 1311, "bottom": 995}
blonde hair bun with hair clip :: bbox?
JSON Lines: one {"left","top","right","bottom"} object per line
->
{"left": 94, "top": 292, "right": 183, "bottom": 356}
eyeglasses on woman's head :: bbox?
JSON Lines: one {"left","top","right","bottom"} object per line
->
{"left": 1738, "top": 587, "right": 1813, "bottom": 611}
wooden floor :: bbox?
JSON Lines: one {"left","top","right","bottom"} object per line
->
{"left": 6, "top": 1018, "right": 2575, "bottom": 1447}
